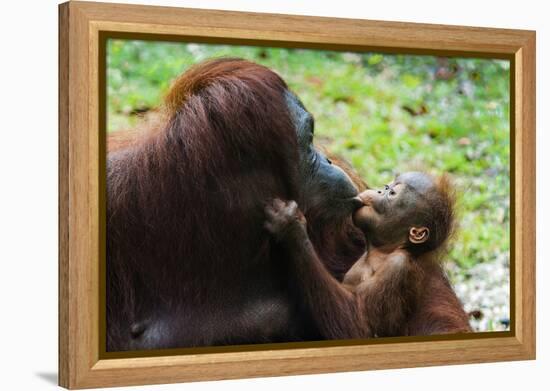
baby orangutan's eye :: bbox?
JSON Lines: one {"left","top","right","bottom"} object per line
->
{"left": 389, "top": 190, "right": 396, "bottom": 196}
{"left": 384, "top": 185, "right": 390, "bottom": 191}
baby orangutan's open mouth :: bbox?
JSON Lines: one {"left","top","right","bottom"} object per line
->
{"left": 351, "top": 196, "right": 366, "bottom": 210}
{"left": 352, "top": 206, "right": 371, "bottom": 231}
{"left": 357, "top": 193, "right": 375, "bottom": 208}
{"left": 352, "top": 189, "right": 380, "bottom": 232}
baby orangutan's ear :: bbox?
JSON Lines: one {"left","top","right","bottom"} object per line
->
{"left": 409, "top": 227, "right": 430, "bottom": 244}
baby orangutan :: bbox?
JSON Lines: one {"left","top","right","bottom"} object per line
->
{"left": 265, "top": 172, "right": 464, "bottom": 338}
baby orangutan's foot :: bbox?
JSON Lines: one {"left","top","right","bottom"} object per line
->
{"left": 264, "top": 199, "right": 307, "bottom": 241}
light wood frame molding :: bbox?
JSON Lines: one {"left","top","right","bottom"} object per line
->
{"left": 59, "top": 1, "right": 536, "bottom": 389}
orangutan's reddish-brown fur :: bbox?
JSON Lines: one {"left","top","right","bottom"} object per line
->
{"left": 264, "top": 173, "right": 471, "bottom": 338}
{"left": 106, "top": 58, "right": 470, "bottom": 351}
{"left": 107, "top": 59, "right": 305, "bottom": 350}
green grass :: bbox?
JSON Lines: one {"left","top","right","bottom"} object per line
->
{"left": 107, "top": 39, "right": 510, "bottom": 277}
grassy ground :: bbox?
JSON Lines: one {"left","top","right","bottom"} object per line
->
{"left": 107, "top": 39, "right": 511, "bottom": 331}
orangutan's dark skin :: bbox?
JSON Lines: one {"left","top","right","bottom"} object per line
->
{"left": 107, "top": 58, "right": 469, "bottom": 351}
{"left": 106, "top": 59, "right": 364, "bottom": 351}
{"left": 265, "top": 172, "right": 472, "bottom": 338}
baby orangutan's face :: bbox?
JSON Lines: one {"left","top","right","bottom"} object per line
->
{"left": 352, "top": 172, "right": 434, "bottom": 247}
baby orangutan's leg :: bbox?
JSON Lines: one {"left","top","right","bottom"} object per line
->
{"left": 356, "top": 250, "right": 423, "bottom": 337}
{"left": 265, "top": 199, "right": 368, "bottom": 339}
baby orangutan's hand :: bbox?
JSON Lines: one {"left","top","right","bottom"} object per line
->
{"left": 264, "top": 199, "right": 307, "bottom": 241}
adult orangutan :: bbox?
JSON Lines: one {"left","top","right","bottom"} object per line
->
{"left": 106, "top": 58, "right": 469, "bottom": 351}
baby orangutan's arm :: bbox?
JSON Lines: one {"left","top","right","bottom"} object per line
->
{"left": 265, "top": 199, "right": 424, "bottom": 339}
{"left": 265, "top": 199, "right": 367, "bottom": 339}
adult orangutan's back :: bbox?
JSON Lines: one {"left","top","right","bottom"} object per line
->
{"left": 106, "top": 59, "right": 310, "bottom": 350}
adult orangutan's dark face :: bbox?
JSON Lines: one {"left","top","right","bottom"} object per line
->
{"left": 285, "top": 91, "right": 360, "bottom": 217}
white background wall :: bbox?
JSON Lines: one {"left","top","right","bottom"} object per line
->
{"left": 0, "top": 0, "right": 546, "bottom": 389}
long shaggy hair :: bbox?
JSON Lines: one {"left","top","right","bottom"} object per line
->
{"left": 105, "top": 58, "right": 470, "bottom": 349}
{"left": 106, "top": 59, "right": 301, "bottom": 349}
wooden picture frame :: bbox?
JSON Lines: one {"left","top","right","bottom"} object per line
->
{"left": 59, "top": 1, "right": 536, "bottom": 389}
